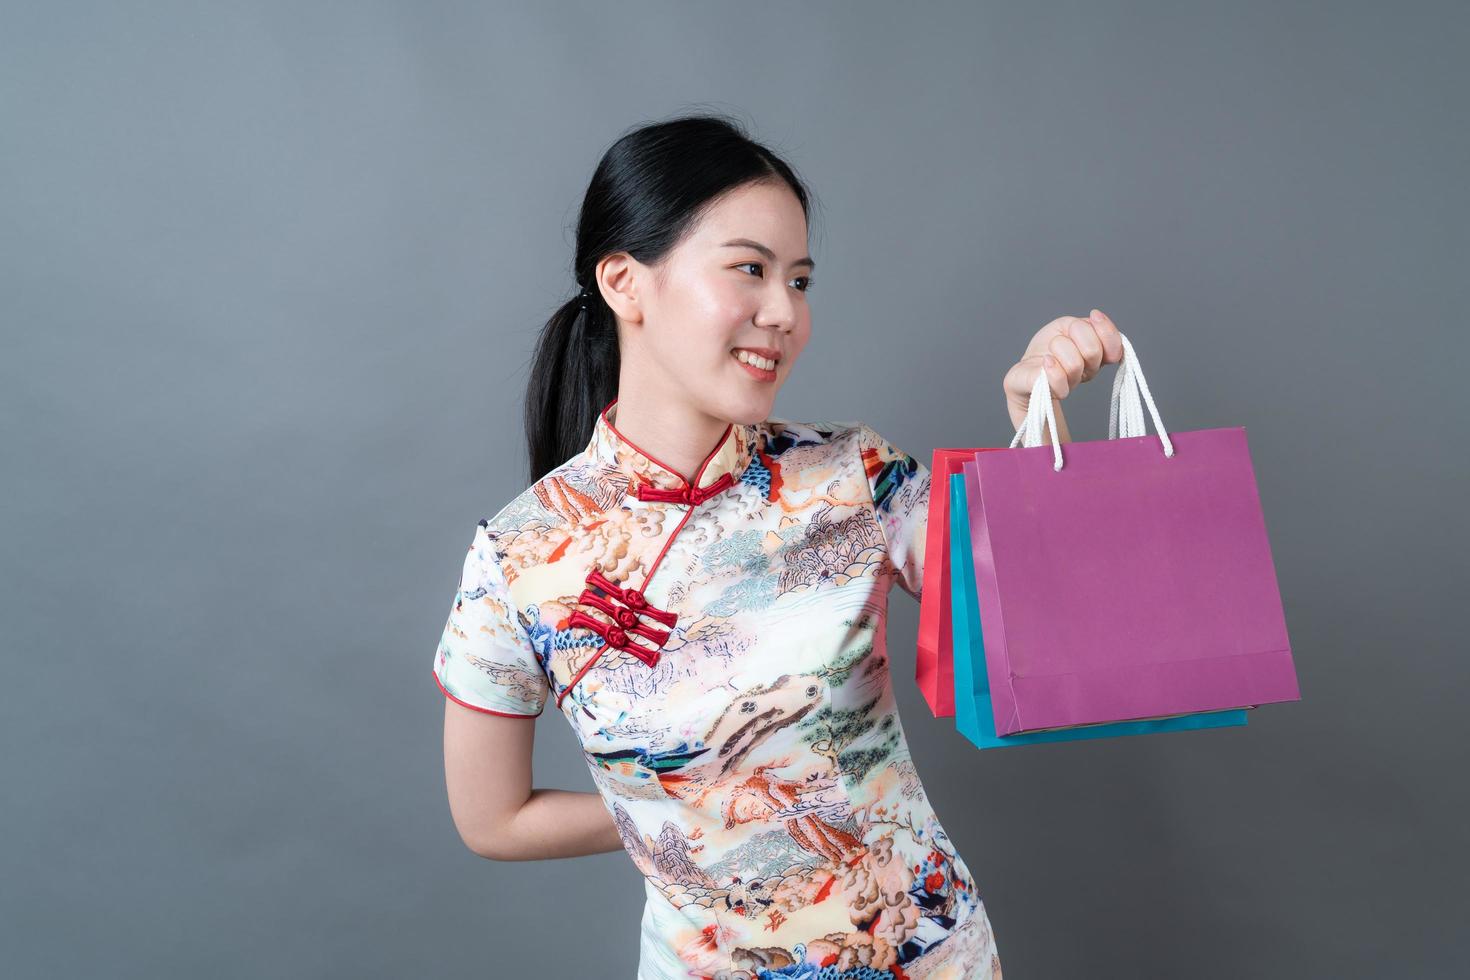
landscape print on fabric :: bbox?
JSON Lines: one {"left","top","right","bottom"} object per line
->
{"left": 434, "top": 404, "right": 1002, "bottom": 978}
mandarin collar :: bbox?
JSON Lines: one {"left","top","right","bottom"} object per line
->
{"left": 587, "top": 399, "right": 760, "bottom": 503}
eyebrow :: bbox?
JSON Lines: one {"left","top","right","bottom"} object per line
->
{"left": 720, "top": 238, "right": 816, "bottom": 272}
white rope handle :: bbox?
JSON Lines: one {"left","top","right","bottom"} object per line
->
{"left": 1107, "top": 333, "right": 1174, "bottom": 455}
{"left": 1010, "top": 331, "right": 1174, "bottom": 470}
{"left": 1009, "top": 368, "right": 1064, "bottom": 469}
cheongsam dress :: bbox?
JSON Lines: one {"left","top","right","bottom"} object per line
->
{"left": 433, "top": 399, "right": 1003, "bottom": 980}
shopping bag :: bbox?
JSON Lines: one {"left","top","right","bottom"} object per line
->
{"left": 968, "top": 333, "right": 1300, "bottom": 736}
{"left": 916, "top": 447, "right": 1005, "bottom": 717}
{"left": 950, "top": 469, "right": 1250, "bottom": 749}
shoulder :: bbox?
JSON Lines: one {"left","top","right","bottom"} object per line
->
{"left": 473, "top": 448, "right": 608, "bottom": 548}
{"left": 760, "top": 416, "right": 866, "bottom": 456}
{"left": 761, "top": 417, "right": 912, "bottom": 469}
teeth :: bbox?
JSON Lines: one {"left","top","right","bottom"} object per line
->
{"left": 733, "top": 350, "right": 777, "bottom": 371}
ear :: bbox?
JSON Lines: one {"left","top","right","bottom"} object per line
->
{"left": 597, "top": 253, "right": 646, "bottom": 326}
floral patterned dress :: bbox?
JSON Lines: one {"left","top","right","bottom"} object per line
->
{"left": 433, "top": 400, "right": 1002, "bottom": 980}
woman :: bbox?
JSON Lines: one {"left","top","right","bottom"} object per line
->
{"left": 432, "top": 114, "right": 1123, "bottom": 979}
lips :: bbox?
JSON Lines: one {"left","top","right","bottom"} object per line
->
{"left": 732, "top": 346, "right": 781, "bottom": 361}
{"left": 731, "top": 347, "right": 781, "bottom": 372}
{"left": 730, "top": 347, "right": 779, "bottom": 383}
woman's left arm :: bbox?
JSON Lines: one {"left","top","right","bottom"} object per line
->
{"left": 1001, "top": 308, "right": 1127, "bottom": 441}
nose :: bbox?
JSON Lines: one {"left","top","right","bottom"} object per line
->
{"left": 755, "top": 292, "right": 799, "bottom": 334}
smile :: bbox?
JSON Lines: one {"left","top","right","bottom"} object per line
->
{"left": 731, "top": 348, "right": 779, "bottom": 382}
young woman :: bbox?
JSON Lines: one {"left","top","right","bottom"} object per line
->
{"left": 432, "top": 114, "right": 1123, "bottom": 980}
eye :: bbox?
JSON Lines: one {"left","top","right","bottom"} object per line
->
{"left": 736, "top": 262, "right": 815, "bottom": 293}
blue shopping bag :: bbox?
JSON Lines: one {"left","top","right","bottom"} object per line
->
{"left": 948, "top": 473, "right": 1250, "bottom": 749}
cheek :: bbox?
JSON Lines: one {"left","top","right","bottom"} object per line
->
{"left": 704, "top": 293, "right": 755, "bottom": 333}
{"left": 676, "top": 285, "right": 749, "bottom": 350}
{"left": 677, "top": 271, "right": 734, "bottom": 310}
{"left": 651, "top": 319, "right": 736, "bottom": 371}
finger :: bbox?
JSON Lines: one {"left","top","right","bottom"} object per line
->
{"left": 1040, "top": 354, "right": 1071, "bottom": 400}
{"left": 1063, "top": 317, "right": 1105, "bottom": 382}
{"left": 1088, "top": 309, "right": 1125, "bottom": 363}
{"left": 1047, "top": 334, "right": 1086, "bottom": 390}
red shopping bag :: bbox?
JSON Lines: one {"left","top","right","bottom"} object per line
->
{"left": 916, "top": 447, "right": 1006, "bottom": 717}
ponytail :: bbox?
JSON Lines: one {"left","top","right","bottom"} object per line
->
{"left": 524, "top": 284, "right": 619, "bottom": 483}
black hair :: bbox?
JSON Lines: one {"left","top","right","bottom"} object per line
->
{"left": 523, "top": 111, "right": 814, "bottom": 482}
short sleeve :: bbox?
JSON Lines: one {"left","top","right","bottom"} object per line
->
{"left": 857, "top": 424, "right": 932, "bottom": 602}
{"left": 431, "top": 522, "right": 549, "bottom": 718}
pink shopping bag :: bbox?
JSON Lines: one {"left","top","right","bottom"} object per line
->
{"left": 969, "top": 332, "right": 1302, "bottom": 736}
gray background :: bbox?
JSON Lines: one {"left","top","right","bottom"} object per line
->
{"left": 3, "top": 2, "right": 1464, "bottom": 977}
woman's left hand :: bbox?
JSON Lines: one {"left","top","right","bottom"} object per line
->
{"left": 1002, "top": 308, "right": 1126, "bottom": 432}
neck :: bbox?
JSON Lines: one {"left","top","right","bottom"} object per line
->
{"left": 608, "top": 395, "right": 730, "bottom": 485}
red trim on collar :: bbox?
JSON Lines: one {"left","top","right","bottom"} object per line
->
{"left": 601, "top": 397, "right": 735, "bottom": 492}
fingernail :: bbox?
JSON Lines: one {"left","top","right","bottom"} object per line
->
{"left": 1090, "top": 309, "right": 1102, "bottom": 320}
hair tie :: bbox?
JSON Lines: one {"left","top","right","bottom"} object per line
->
{"left": 576, "top": 283, "right": 592, "bottom": 310}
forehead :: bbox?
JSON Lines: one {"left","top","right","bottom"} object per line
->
{"left": 685, "top": 182, "right": 809, "bottom": 254}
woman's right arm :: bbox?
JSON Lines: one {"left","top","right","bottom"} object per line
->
{"left": 440, "top": 698, "right": 624, "bottom": 861}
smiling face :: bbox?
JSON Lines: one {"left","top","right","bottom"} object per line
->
{"left": 611, "top": 180, "right": 814, "bottom": 425}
